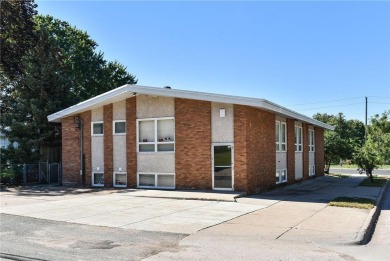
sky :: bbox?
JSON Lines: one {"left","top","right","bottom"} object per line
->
{"left": 36, "top": 0, "right": 390, "bottom": 122}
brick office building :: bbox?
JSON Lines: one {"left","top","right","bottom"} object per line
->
{"left": 48, "top": 85, "right": 333, "bottom": 193}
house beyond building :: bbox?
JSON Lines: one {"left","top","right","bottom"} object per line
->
{"left": 48, "top": 85, "right": 334, "bottom": 193}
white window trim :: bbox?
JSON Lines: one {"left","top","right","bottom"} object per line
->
{"left": 137, "top": 172, "right": 175, "bottom": 189}
{"left": 275, "top": 121, "right": 286, "bottom": 152}
{"left": 276, "top": 169, "right": 287, "bottom": 184}
{"left": 113, "top": 172, "right": 127, "bottom": 187}
{"left": 295, "top": 126, "right": 303, "bottom": 152}
{"left": 92, "top": 172, "right": 104, "bottom": 187}
{"left": 309, "top": 129, "right": 315, "bottom": 152}
{"left": 91, "top": 121, "right": 104, "bottom": 136}
{"left": 113, "top": 120, "right": 126, "bottom": 135}
{"left": 137, "top": 117, "right": 175, "bottom": 153}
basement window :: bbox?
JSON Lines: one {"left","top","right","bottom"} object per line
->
{"left": 276, "top": 169, "right": 287, "bottom": 184}
{"left": 113, "top": 172, "right": 127, "bottom": 187}
{"left": 138, "top": 173, "right": 175, "bottom": 189}
{"left": 92, "top": 122, "right": 104, "bottom": 136}
{"left": 309, "top": 165, "right": 315, "bottom": 176}
{"left": 92, "top": 172, "right": 104, "bottom": 187}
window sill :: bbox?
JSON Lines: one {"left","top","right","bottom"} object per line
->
{"left": 137, "top": 151, "right": 175, "bottom": 154}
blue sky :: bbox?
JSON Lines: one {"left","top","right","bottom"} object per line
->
{"left": 36, "top": 0, "right": 390, "bottom": 122}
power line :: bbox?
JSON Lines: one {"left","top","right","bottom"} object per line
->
{"left": 287, "top": 97, "right": 363, "bottom": 107}
{"left": 294, "top": 102, "right": 362, "bottom": 111}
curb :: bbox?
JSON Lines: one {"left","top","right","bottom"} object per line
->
{"left": 344, "top": 179, "right": 389, "bottom": 245}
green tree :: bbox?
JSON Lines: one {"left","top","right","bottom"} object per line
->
{"left": 34, "top": 15, "right": 137, "bottom": 103}
{"left": 1, "top": 26, "right": 71, "bottom": 163}
{"left": 0, "top": 0, "right": 37, "bottom": 78}
{"left": 313, "top": 113, "right": 364, "bottom": 172}
{"left": 353, "top": 111, "right": 390, "bottom": 182}
{"left": 1, "top": 12, "right": 138, "bottom": 164}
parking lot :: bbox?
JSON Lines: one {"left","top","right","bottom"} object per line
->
{"left": 0, "top": 188, "right": 262, "bottom": 234}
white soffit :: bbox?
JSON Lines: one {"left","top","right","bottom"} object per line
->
{"left": 47, "top": 84, "right": 334, "bottom": 130}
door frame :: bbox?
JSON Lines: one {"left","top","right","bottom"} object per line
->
{"left": 212, "top": 143, "right": 234, "bottom": 191}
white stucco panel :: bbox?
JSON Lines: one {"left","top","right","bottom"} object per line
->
{"left": 113, "top": 100, "right": 126, "bottom": 120}
{"left": 91, "top": 107, "right": 103, "bottom": 122}
{"left": 113, "top": 135, "right": 127, "bottom": 172}
{"left": 276, "top": 152, "right": 287, "bottom": 170}
{"left": 137, "top": 95, "right": 174, "bottom": 119}
{"left": 295, "top": 152, "right": 303, "bottom": 180}
{"left": 137, "top": 153, "right": 175, "bottom": 173}
{"left": 91, "top": 136, "right": 104, "bottom": 171}
{"left": 309, "top": 152, "right": 315, "bottom": 165}
{"left": 211, "top": 102, "right": 234, "bottom": 143}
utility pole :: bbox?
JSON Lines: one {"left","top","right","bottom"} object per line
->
{"left": 365, "top": 96, "right": 368, "bottom": 141}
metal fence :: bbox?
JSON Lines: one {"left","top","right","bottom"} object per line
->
{"left": 0, "top": 162, "right": 61, "bottom": 185}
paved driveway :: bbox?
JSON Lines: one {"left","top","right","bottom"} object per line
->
{"left": 0, "top": 189, "right": 261, "bottom": 234}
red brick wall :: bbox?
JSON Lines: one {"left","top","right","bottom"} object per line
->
{"left": 62, "top": 116, "right": 81, "bottom": 185}
{"left": 302, "top": 123, "right": 310, "bottom": 180}
{"left": 126, "top": 97, "right": 137, "bottom": 187}
{"left": 234, "top": 105, "right": 275, "bottom": 194}
{"left": 315, "top": 127, "right": 325, "bottom": 176}
{"left": 104, "top": 104, "right": 113, "bottom": 187}
{"left": 233, "top": 105, "right": 249, "bottom": 191}
{"left": 81, "top": 111, "right": 92, "bottom": 186}
{"left": 287, "top": 119, "right": 295, "bottom": 183}
{"left": 61, "top": 111, "right": 91, "bottom": 186}
{"left": 175, "top": 98, "right": 212, "bottom": 190}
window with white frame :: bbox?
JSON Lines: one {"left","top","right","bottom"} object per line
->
{"left": 113, "top": 172, "right": 127, "bottom": 187}
{"left": 137, "top": 117, "right": 175, "bottom": 152}
{"left": 92, "top": 172, "right": 104, "bottom": 186}
{"left": 276, "top": 169, "right": 287, "bottom": 184}
{"left": 309, "top": 129, "right": 315, "bottom": 152}
{"left": 309, "top": 165, "right": 315, "bottom": 176}
{"left": 113, "top": 120, "right": 126, "bottom": 134}
{"left": 295, "top": 126, "right": 303, "bottom": 152}
{"left": 92, "top": 122, "right": 104, "bottom": 135}
{"left": 275, "top": 121, "right": 287, "bottom": 152}
{"left": 138, "top": 173, "right": 175, "bottom": 188}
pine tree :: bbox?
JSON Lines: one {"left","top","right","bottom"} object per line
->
{"left": 1, "top": 26, "right": 71, "bottom": 163}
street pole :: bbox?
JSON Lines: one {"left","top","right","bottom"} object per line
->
{"left": 365, "top": 96, "right": 368, "bottom": 141}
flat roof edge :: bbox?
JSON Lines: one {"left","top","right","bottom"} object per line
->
{"left": 48, "top": 84, "right": 334, "bottom": 130}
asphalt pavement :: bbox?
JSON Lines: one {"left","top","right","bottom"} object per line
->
{"left": 1, "top": 175, "right": 388, "bottom": 261}
{"left": 0, "top": 213, "right": 185, "bottom": 261}
{"left": 330, "top": 167, "right": 390, "bottom": 176}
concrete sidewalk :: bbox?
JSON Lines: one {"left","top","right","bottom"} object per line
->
{"left": 225, "top": 175, "right": 385, "bottom": 244}
{"left": 145, "top": 175, "right": 388, "bottom": 261}
{"left": 0, "top": 175, "right": 386, "bottom": 240}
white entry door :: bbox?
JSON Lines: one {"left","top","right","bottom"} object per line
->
{"left": 212, "top": 144, "right": 234, "bottom": 190}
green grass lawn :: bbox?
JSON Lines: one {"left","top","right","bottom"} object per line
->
{"left": 329, "top": 197, "right": 375, "bottom": 209}
{"left": 330, "top": 164, "right": 390, "bottom": 169}
{"left": 359, "top": 176, "right": 388, "bottom": 187}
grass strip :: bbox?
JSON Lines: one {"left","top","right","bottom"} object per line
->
{"left": 360, "top": 176, "right": 387, "bottom": 187}
{"left": 329, "top": 197, "right": 375, "bottom": 209}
